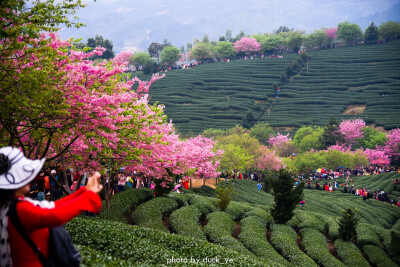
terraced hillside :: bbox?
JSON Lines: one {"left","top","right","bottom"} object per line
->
{"left": 147, "top": 40, "right": 400, "bottom": 135}
{"left": 67, "top": 173, "right": 400, "bottom": 266}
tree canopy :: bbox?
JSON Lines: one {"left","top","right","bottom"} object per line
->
{"left": 189, "top": 42, "right": 214, "bottom": 61}
{"left": 159, "top": 46, "right": 181, "bottom": 67}
{"left": 337, "top": 21, "right": 363, "bottom": 44}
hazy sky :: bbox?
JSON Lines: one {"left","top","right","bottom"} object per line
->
{"left": 60, "top": 0, "right": 400, "bottom": 53}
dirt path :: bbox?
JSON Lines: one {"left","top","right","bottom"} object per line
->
{"left": 323, "top": 231, "right": 340, "bottom": 259}
{"left": 190, "top": 178, "right": 217, "bottom": 188}
{"left": 162, "top": 215, "right": 174, "bottom": 233}
{"left": 296, "top": 230, "right": 306, "bottom": 253}
{"left": 232, "top": 222, "right": 241, "bottom": 239}
{"left": 199, "top": 214, "right": 208, "bottom": 229}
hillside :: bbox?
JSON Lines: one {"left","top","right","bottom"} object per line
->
{"left": 67, "top": 172, "right": 400, "bottom": 266}
{"left": 147, "top": 40, "right": 400, "bottom": 135}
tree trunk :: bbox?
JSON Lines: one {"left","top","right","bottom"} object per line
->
{"left": 45, "top": 170, "right": 69, "bottom": 195}
{"left": 103, "top": 178, "right": 111, "bottom": 210}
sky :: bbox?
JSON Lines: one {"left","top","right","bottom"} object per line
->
{"left": 59, "top": 0, "right": 400, "bottom": 53}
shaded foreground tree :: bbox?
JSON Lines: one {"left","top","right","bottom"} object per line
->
{"left": 338, "top": 208, "right": 359, "bottom": 241}
{"left": 270, "top": 170, "right": 303, "bottom": 224}
{"left": 365, "top": 22, "right": 379, "bottom": 44}
{"left": 215, "top": 182, "right": 234, "bottom": 211}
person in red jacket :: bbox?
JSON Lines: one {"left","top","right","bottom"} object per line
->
{"left": 0, "top": 146, "right": 103, "bottom": 267}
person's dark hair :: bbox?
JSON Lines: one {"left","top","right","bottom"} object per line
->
{"left": 0, "top": 189, "right": 15, "bottom": 207}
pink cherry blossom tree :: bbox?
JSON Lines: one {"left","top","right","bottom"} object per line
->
{"left": 327, "top": 144, "right": 351, "bottom": 152}
{"left": 325, "top": 28, "right": 337, "bottom": 41}
{"left": 383, "top": 128, "right": 400, "bottom": 159}
{"left": 268, "top": 133, "right": 291, "bottom": 148}
{"left": 254, "top": 146, "right": 284, "bottom": 171}
{"left": 113, "top": 51, "right": 133, "bottom": 64}
{"left": 233, "top": 37, "right": 261, "bottom": 55}
{"left": 364, "top": 148, "right": 391, "bottom": 166}
{"left": 268, "top": 133, "right": 297, "bottom": 157}
{"left": 339, "top": 119, "right": 366, "bottom": 145}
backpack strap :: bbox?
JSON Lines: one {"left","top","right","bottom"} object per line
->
{"left": 8, "top": 200, "right": 49, "bottom": 266}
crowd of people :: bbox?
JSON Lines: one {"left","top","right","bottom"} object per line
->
{"left": 26, "top": 168, "right": 195, "bottom": 201}
{"left": 301, "top": 167, "right": 400, "bottom": 207}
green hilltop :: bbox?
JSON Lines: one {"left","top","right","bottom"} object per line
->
{"left": 147, "top": 40, "right": 400, "bottom": 135}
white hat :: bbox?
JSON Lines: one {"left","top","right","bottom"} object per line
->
{"left": 0, "top": 146, "right": 46, "bottom": 190}
{"left": 51, "top": 170, "right": 56, "bottom": 174}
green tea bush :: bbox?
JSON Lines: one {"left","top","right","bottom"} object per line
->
{"left": 270, "top": 224, "right": 318, "bottom": 267}
{"left": 130, "top": 197, "right": 178, "bottom": 232}
{"left": 301, "top": 228, "right": 345, "bottom": 267}
{"left": 363, "top": 245, "right": 398, "bottom": 267}
{"left": 390, "top": 231, "right": 400, "bottom": 264}
{"left": 167, "top": 192, "right": 194, "bottom": 206}
{"left": 204, "top": 211, "right": 251, "bottom": 255}
{"left": 169, "top": 205, "right": 207, "bottom": 241}
{"left": 77, "top": 244, "right": 134, "bottom": 266}
{"left": 320, "top": 215, "right": 340, "bottom": 240}
{"left": 244, "top": 208, "right": 273, "bottom": 226}
{"left": 392, "top": 219, "right": 400, "bottom": 232}
{"left": 68, "top": 217, "right": 266, "bottom": 266}
{"left": 334, "top": 239, "right": 370, "bottom": 267}
{"left": 225, "top": 201, "right": 253, "bottom": 221}
{"left": 190, "top": 195, "right": 217, "bottom": 215}
{"left": 204, "top": 211, "right": 235, "bottom": 238}
{"left": 98, "top": 188, "right": 153, "bottom": 222}
{"left": 356, "top": 223, "right": 382, "bottom": 247}
{"left": 191, "top": 185, "right": 215, "bottom": 197}
{"left": 239, "top": 216, "right": 291, "bottom": 266}
{"left": 295, "top": 212, "right": 325, "bottom": 231}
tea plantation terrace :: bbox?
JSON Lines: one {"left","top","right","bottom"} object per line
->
{"left": 146, "top": 40, "right": 400, "bottom": 135}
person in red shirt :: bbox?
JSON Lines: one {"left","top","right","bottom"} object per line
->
{"left": 0, "top": 146, "right": 103, "bottom": 267}
{"left": 182, "top": 179, "right": 189, "bottom": 190}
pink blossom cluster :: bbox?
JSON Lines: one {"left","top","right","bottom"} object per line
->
{"left": 113, "top": 51, "right": 133, "bottom": 64}
{"left": 268, "top": 133, "right": 291, "bottom": 149}
{"left": 339, "top": 119, "right": 366, "bottom": 144}
{"left": 364, "top": 148, "right": 391, "bottom": 166}
{"left": 325, "top": 28, "right": 337, "bottom": 40}
{"left": 233, "top": 37, "right": 261, "bottom": 55}
{"left": 254, "top": 146, "right": 284, "bottom": 171}
{"left": 383, "top": 128, "right": 400, "bottom": 159}
{"left": 327, "top": 144, "right": 351, "bottom": 152}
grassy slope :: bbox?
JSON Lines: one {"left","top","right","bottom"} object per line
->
{"left": 146, "top": 40, "right": 400, "bottom": 135}
{"left": 68, "top": 173, "right": 400, "bottom": 266}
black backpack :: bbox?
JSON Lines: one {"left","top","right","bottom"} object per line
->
{"left": 8, "top": 200, "right": 81, "bottom": 267}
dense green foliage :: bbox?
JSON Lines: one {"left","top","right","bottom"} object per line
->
{"left": 169, "top": 205, "right": 207, "bottom": 241}
{"left": 271, "top": 170, "right": 304, "bottom": 224}
{"left": 338, "top": 208, "right": 360, "bottom": 241}
{"left": 204, "top": 211, "right": 251, "bottom": 255}
{"left": 334, "top": 240, "right": 370, "bottom": 267}
{"left": 239, "top": 216, "right": 290, "bottom": 266}
{"left": 301, "top": 228, "right": 345, "bottom": 267}
{"left": 270, "top": 224, "right": 318, "bottom": 266}
{"left": 67, "top": 217, "right": 266, "bottom": 266}
{"left": 215, "top": 182, "right": 234, "bottom": 211}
